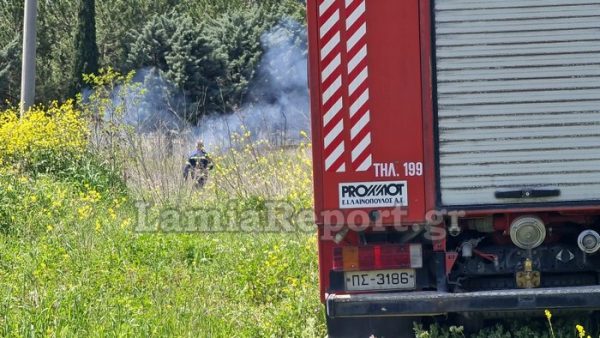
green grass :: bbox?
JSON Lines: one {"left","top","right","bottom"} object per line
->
{"left": 0, "top": 100, "right": 325, "bottom": 336}
{"left": 2, "top": 173, "right": 595, "bottom": 337}
{"left": 0, "top": 200, "right": 323, "bottom": 336}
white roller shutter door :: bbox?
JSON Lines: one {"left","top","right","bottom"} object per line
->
{"left": 435, "top": 0, "right": 600, "bottom": 206}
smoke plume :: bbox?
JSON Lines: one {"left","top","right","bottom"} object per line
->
{"left": 195, "top": 20, "right": 310, "bottom": 150}
{"left": 99, "top": 19, "right": 310, "bottom": 153}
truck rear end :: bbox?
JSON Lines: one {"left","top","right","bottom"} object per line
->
{"left": 307, "top": 0, "right": 600, "bottom": 336}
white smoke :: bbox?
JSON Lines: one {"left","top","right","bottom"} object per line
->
{"left": 196, "top": 20, "right": 310, "bottom": 151}
{"left": 96, "top": 20, "right": 310, "bottom": 153}
{"left": 87, "top": 67, "right": 185, "bottom": 132}
{"left": 126, "top": 68, "right": 184, "bottom": 131}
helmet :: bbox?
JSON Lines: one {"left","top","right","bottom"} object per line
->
{"left": 196, "top": 140, "right": 204, "bottom": 149}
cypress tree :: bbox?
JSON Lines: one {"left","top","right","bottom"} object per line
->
{"left": 72, "top": 0, "right": 99, "bottom": 95}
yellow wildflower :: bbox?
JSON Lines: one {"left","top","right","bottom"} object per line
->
{"left": 545, "top": 309, "right": 556, "bottom": 338}
{"left": 108, "top": 207, "right": 117, "bottom": 220}
{"left": 77, "top": 205, "right": 92, "bottom": 220}
{"left": 576, "top": 324, "right": 586, "bottom": 338}
{"left": 0, "top": 101, "right": 88, "bottom": 166}
{"left": 120, "top": 218, "right": 132, "bottom": 229}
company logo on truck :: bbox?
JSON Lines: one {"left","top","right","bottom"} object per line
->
{"left": 339, "top": 181, "right": 408, "bottom": 209}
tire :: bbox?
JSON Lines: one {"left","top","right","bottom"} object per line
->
{"left": 327, "top": 316, "right": 417, "bottom": 338}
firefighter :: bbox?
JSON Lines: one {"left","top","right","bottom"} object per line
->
{"left": 183, "top": 140, "right": 214, "bottom": 188}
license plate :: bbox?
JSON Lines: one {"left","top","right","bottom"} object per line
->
{"left": 345, "top": 269, "right": 416, "bottom": 291}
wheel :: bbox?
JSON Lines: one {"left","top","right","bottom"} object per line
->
{"left": 327, "top": 316, "right": 417, "bottom": 338}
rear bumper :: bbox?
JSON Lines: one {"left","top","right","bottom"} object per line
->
{"left": 327, "top": 286, "right": 600, "bottom": 317}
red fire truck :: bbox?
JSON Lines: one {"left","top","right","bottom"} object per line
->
{"left": 307, "top": 0, "right": 600, "bottom": 336}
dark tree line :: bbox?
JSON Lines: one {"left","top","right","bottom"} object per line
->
{"left": 0, "top": 0, "right": 305, "bottom": 120}
{"left": 72, "top": 0, "right": 99, "bottom": 96}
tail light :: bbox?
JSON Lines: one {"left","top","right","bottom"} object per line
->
{"left": 333, "top": 244, "right": 423, "bottom": 271}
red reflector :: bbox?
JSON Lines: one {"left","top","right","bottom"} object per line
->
{"left": 333, "top": 248, "right": 343, "bottom": 270}
{"left": 332, "top": 244, "right": 422, "bottom": 271}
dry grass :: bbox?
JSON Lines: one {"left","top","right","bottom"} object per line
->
{"left": 117, "top": 126, "right": 313, "bottom": 211}
{"left": 123, "top": 129, "right": 198, "bottom": 205}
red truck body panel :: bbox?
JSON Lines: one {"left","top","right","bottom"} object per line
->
{"left": 309, "top": 0, "right": 600, "bottom": 226}
{"left": 309, "top": 0, "right": 427, "bottom": 225}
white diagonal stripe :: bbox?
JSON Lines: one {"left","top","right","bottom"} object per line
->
{"left": 319, "top": 0, "right": 335, "bottom": 16}
{"left": 323, "top": 97, "right": 343, "bottom": 126}
{"left": 324, "top": 120, "right": 344, "bottom": 148}
{"left": 345, "top": 0, "right": 355, "bottom": 8}
{"left": 336, "top": 163, "right": 346, "bottom": 173}
{"left": 352, "top": 132, "right": 371, "bottom": 161}
{"left": 321, "top": 53, "right": 341, "bottom": 83}
{"left": 346, "top": 1, "right": 365, "bottom": 30}
{"left": 348, "top": 67, "right": 368, "bottom": 95}
{"left": 320, "top": 10, "right": 339, "bottom": 38}
{"left": 322, "top": 75, "right": 342, "bottom": 104}
{"left": 321, "top": 32, "right": 340, "bottom": 60}
{"left": 348, "top": 45, "right": 367, "bottom": 73}
{"left": 351, "top": 110, "right": 370, "bottom": 140}
{"left": 349, "top": 88, "right": 369, "bottom": 117}
{"left": 347, "top": 22, "right": 366, "bottom": 52}
{"left": 357, "top": 154, "right": 372, "bottom": 171}
{"left": 325, "top": 142, "right": 345, "bottom": 170}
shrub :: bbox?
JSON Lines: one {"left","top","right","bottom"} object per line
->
{"left": 127, "top": 13, "right": 224, "bottom": 120}
{"left": 206, "top": 7, "right": 267, "bottom": 110}
{"left": 0, "top": 101, "right": 88, "bottom": 174}
{"left": 0, "top": 98, "right": 126, "bottom": 193}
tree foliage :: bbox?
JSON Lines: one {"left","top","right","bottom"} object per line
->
{"left": 0, "top": 37, "right": 20, "bottom": 103}
{"left": 72, "top": 0, "right": 99, "bottom": 95}
{"left": 207, "top": 7, "right": 267, "bottom": 110}
{"left": 126, "top": 14, "right": 178, "bottom": 72}
{"left": 0, "top": 0, "right": 79, "bottom": 103}
{"left": 0, "top": 0, "right": 307, "bottom": 121}
{"left": 127, "top": 14, "right": 224, "bottom": 119}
